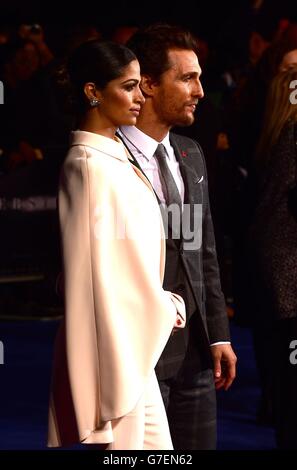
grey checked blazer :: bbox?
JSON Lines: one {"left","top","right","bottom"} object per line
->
{"left": 119, "top": 131, "right": 230, "bottom": 380}
{"left": 156, "top": 133, "right": 230, "bottom": 380}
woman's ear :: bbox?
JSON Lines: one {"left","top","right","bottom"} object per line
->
{"left": 84, "top": 82, "right": 101, "bottom": 102}
{"left": 140, "top": 75, "right": 158, "bottom": 97}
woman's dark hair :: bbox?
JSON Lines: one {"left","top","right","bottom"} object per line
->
{"left": 55, "top": 39, "right": 136, "bottom": 114}
{"left": 126, "top": 23, "right": 199, "bottom": 82}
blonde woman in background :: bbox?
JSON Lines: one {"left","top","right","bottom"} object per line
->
{"left": 248, "top": 66, "right": 297, "bottom": 449}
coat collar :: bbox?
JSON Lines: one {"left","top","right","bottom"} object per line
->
{"left": 70, "top": 130, "right": 129, "bottom": 162}
{"left": 70, "top": 130, "right": 156, "bottom": 198}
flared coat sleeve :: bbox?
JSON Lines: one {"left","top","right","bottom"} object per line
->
{"left": 48, "top": 134, "right": 185, "bottom": 446}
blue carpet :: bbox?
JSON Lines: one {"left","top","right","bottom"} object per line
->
{"left": 0, "top": 319, "right": 275, "bottom": 450}
{"left": 217, "top": 324, "right": 275, "bottom": 449}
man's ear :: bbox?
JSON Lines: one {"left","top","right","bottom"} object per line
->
{"left": 140, "top": 75, "right": 158, "bottom": 97}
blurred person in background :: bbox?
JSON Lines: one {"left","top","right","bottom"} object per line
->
{"left": 247, "top": 67, "right": 297, "bottom": 447}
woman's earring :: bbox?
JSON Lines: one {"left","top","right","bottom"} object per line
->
{"left": 90, "top": 98, "right": 100, "bottom": 107}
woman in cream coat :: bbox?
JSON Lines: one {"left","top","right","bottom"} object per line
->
{"left": 47, "top": 40, "right": 185, "bottom": 450}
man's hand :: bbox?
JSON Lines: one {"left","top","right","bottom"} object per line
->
{"left": 210, "top": 344, "right": 237, "bottom": 390}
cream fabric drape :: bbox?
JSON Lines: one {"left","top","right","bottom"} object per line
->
{"left": 48, "top": 131, "right": 185, "bottom": 446}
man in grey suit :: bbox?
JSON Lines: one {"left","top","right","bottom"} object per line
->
{"left": 118, "top": 23, "right": 237, "bottom": 450}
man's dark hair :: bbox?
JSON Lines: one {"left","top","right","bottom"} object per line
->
{"left": 126, "top": 23, "right": 199, "bottom": 82}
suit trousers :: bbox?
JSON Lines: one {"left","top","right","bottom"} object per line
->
{"left": 107, "top": 372, "right": 173, "bottom": 450}
{"left": 158, "top": 368, "right": 216, "bottom": 450}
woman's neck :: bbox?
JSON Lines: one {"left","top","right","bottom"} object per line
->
{"left": 79, "top": 113, "right": 117, "bottom": 140}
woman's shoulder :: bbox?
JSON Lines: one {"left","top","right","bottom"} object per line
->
{"left": 60, "top": 131, "right": 130, "bottom": 188}
{"left": 61, "top": 142, "right": 127, "bottom": 189}
{"left": 62, "top": 144, "right": 88, "bottom": 172}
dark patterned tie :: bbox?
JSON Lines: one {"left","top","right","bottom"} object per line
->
{"left": 154, "top": 144, "right": 182, "bottom": 209}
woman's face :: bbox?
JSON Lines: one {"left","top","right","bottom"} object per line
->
{"left": 279, "top": 49, "right": 297, "bottom": 72}
{"left": 98, "top": 59, "right": 144, "bottom": 127}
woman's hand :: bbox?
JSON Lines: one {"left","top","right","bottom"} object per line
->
{"left": 171, "top": 313, "right": 186, "bottom": 335}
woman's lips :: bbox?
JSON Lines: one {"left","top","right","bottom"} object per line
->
{"left": 130, "top": 108, "right": 140, "bottom": 115}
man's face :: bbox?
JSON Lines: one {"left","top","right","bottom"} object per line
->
{"left": 152, "top": 49, "right": 204, "bottom": 127}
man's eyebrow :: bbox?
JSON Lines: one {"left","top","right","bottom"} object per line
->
{"left": 181, "top": 71, "right": 201, "bottom": 77}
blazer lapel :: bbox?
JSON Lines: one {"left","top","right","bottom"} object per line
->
{"left": 170, "top": 134, "right": 204, "bottom": 246}
{"left": 170, "top": 135, "right": 203, "bottom": 205}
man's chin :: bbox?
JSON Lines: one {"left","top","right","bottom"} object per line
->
{"left": 175, "top": 114, "right": 195, "bottom": 127}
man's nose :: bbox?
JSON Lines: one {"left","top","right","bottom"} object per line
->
{"left": 198, "top": 81, "right": 204, "bottom": 98}
{"left": 193, "top": 79, "right": 204, "bottom": 99}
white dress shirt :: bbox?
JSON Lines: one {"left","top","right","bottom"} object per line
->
{"left": 119, "top": 126, "right": 185, "bottom": 206}
{"left": 118, "top": 125, "right": 230, "bottom": 348}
